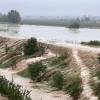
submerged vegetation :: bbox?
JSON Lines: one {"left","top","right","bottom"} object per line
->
{"left": 69, "top": 22, "right": 80, "bottom": 29}
{"left": 81, "top": 40, "right": 100, "bottom": 46}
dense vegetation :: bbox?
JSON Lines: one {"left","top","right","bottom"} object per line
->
{"left": 69, "top": 22, "right": 80, "bottom": 28}
{"left": 91, "top": 80, "right": 100, "bottom": 100}
{"left": 0, "top": 76, "right": 31, "bottom": 100}
{"left": 24, "top": 38, "right": 38, "bottom": 56}
{"left": 0, "top": 10, "right": 21, "bottom": 23}
{"left": 0, "top": 12, "right": 100, "bottom": 28}
{"left": 50, "top": 54, "right": 69, "bottom": 66}
{"left": 21, "top": 17, "right": 100, "bottom": 28}
{"left": 7, "top": 10, "right": 21, "bottom": 23}
{"left": 52, "top": 71, "right": 64, "bottom": 90}
{"left": 65, "top": 76, "right": 82, "bottom": 99}
{"left": 28, "top": 62, "right": 47, "bottom": 82}
{"left": 81, "top": 40, "right": 100, "bottom": 46}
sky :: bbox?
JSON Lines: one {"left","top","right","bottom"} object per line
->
{"left": 0, "top": 0, "right": 100, "bottom": 17}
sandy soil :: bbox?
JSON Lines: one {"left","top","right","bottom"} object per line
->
{"left": 73, "top": 49, "right": 98, "bottom": 100}
{"left": 0, "top": 68, "right": 71, "bottom": 100}
{"left": 11, "top": 50, "right": 56, "bottom": 73}
{"left": 0, "top": 51, "right": 72, "bottom": 100}
{"left": 51, "top": 42, "right": 100, "bottom": 53}
{"left": 0, "top": 36, "right": 100, "bottom": 100}
{"left": 0, "top": 95, "right": 8, "bottom": 100}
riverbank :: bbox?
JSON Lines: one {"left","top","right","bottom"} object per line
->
{"left": 0, "top": 36, "right": 100, "bottom": 100}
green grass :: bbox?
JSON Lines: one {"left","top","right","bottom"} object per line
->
{"left": 65, "top": 75, "right": 83, "bottom": 100}
{"left": 0, "top": 76, "right": 31, "bottom": 100}
{"left": 0, "top": 64, "right": 8, "bottom": 69}
{"left": 51, "top": 71, "right": 64, "bottom": 90}
{"left": 50, "top": 54, "right": 68, "bottom": 66}
{"left": 17, "top": 68, "right": 30, "bottom": 78}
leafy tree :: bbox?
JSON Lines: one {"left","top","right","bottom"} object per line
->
{"left": 52, "top": 71, "right": 64, "bottom": 90}
{"left": 7, "top": 10, "right": 21, "bottom": 23}
{"left": 24, "top": 37, "right": 38, "bottom": 56}
{"left": 69, "top": 22, "right": 80, "bottom": 28}
{"left": 28, "top": 62, "right": 47, "bottom": 82}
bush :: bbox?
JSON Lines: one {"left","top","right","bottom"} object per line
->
{"left": 28, "top": 62, "right": 47, "bottom": 82}
{"left": 24, "top": 38, "right": 38, "bottom": 56}
{"left": 94, "top": 69, "right": 100, "bottom": 79}
{"left": 65, "top": 76, "right": 82, "bottom": 99}
{"left": 0, "top": 76, "right": 31, "bottom": 100}
{"left": 91, "top": 81, "right": 100, "bottom": 100}
{"left": 51, "top": 54, "right": 68, "bottom": 65}
{"left": 81, "top": 41, "right": 100, "bottom": 46}
{"left": 97, "top": 54, "right": 100, "bottom": 63}
{"left": 52, "top": 71, "right": 64, "bottom": 90}
{"left": 69, "top": 22, "right": 80, "bottom": 28}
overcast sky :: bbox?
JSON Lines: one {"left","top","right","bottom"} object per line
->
{"left": 0, "top": 0, "right": 100, "bottom": 17}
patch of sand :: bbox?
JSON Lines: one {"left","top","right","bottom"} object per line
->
{"left": 0, "top": 51, "right": 72, "bottom": 100}
{"left": 73, "top": 49, "right": 98, "bottom": 100}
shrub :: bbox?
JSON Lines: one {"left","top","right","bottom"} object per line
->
{"left": 51, "top": 54, "right": 68, "bottom": 65}
{"left": 69, "top": 22, "right": 80, "bottom": 28}
{"left": 52, "top": 71, "right": 64, "bottom": 90}
{"left": 91, "top": 81, "right": 100, "bottom": 100}
{"left": 97, "top": 54, "right": 100, "bottom": 63}
{"left": 24, "top": 38, "right": 38, "bottom": 56}
{"left": 94, "top": 68, "right": 100, "bottom": 79}
{"left": 81, "top": 41, "right": 100, "bottom": 46}
{"left": 28, "top": 62, "right": 47, "bottom": 82}
{"left": 65, "top": 76, "right": 82, "bottom": 99}
{"left": 0, "top": 76, "right": 31, "bottom": 100}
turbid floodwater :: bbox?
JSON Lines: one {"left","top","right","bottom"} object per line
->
{"left": 0, "top": 24, "right": 100, "bottom": 43}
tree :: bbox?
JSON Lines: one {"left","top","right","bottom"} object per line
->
{"left": 7, "top": 10, "right": 21, "bottom": 23}
{"left": 28, "top": 62, "right": 47, "bottom": 82}
{"left": 24, "top": 37, "right": 38, "bottom": 56}
{"left": 52, "top": 71, "right": 64, "bottom": 90}
{"left": 69, "top": 22, "right": 80, "bottom": 29}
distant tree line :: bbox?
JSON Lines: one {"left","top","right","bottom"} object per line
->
{"left": 0, "top": 10, "right": 21, "bottom": 23}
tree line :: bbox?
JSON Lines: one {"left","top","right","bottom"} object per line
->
{"left": 0, "top": 10, "right": 21, "bottom": 23}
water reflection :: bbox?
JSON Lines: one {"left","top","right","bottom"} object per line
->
{"left": 6, "top": 24, "right": 20, "bottom": 35}
{"left": 0, "top": 24, "right": 100, "bottom": 43}
{"left": 68, "top": 28, "right": 80, "bottom": 34}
